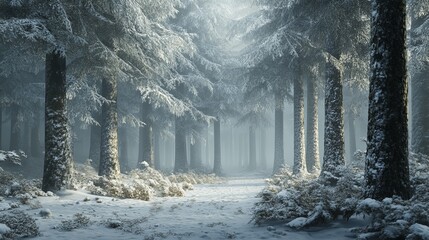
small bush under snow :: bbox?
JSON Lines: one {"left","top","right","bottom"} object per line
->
{"left": 253, "top": 152, "right": 429, "bottom": 239}
{"left": 56, "top": 213, "right": 91, "bottom": 231}
{"left": 72, "top": 163, "right": 221, "bottom": 201}
{"left": 0, "top": 210, "right": 39, "bottom": 239}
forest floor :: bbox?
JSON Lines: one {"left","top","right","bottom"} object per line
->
{"left": 6, "top": 173, "right": 367, "bottom": 239}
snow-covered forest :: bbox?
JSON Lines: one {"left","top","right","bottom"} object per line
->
{"left": 1, "top": 0, "right": 429, "bottom": 239}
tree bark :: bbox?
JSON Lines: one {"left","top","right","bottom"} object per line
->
{"left": 249, "top": 125, "right": 257, "bottom": 171}
{"left": 98, "top": 76, "right": 120, "bottom": 179}
{"left": 190, "top": 125, "right": 203, "bottom": 171}
{"left": 118, "top": 126, "right": 129, "bottom": 173}
{"left": 259, "top": 127, "right": 267, "bottom": 170}
{"left": 213, "top": 118, "right": 222, "bottom": 175}
{"left": 42, "top": 51, "right": 73, "bottom": 192}
{"left": 365, "top": 0, "right": 410, "bottom": 200}
{"left": 138, "top": 100, "right": 154, "bottom": 167}
{"left": 154, "top": 125, "right": 161, "bottom": 170}
{"left": 272, "top": 91, "right": 285, "bottom": 174}
{"left": 174, "top": 116, "right": 188, "bottom": 172}
{"left": 293, "top": 72, "right": 306, "bottom": 175}
{"left": 9, "top": 105, "right": 21, "bottom": 151}
{"left": 31, "top": 109, "right": 42, "bottom": 157}
{"left": 89, "top": 111, "right": 101, "bottom": 168}
{"left": 306, "top": 78, "right": 320, "bottom": 172}
{"left": 0, "top": 107, "right": 2, "bottom": 149}
{"left": 321, "top": 37, "right": 345, "bottom": 182}
{"left": 348, "top": 111, "right": 357, "bottom": 162}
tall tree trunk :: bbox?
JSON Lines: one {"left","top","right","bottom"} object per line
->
{"left": 138, "top": 100, "right": 154, "bottom": 167}
{"left": 306, "top": 78, "right": 320, "bottom": 172}
{"left": 213, "top": 118, "right": 222, "bottom": 175}
{"left": 118, "top": 126, "right": 129, "bottom": 173}
{"left": 89, "top": 111, "right": 101, "bottom": 168}
{"left": 190, "top": 125, "right": 203, "bottom": 171}
{"left": 9, "top": 105, "right": 21, "bottom": 151}
{"left": 21, "top": 121, "right": 30, "bottom": 154}
{"left": 293, "top": 71, "right": 306, "bottom": 175}
{"left": 42, "top": 51, "right": 73, "bottom": 192}
{"left": 174, "top": 116, "right": 188, "bottom": 172}
{"left": 98, "top": 76, "right": 120, "bottom": 179}
{"left": 273, "top": 92, "right": 285, "bottom": 174}
{"left": 365, "top": 0, "right": 410, "bottom": 200}
{"left": 31, "top": 109, "right": 42, "bottom": 157}
{"left": 321, "top": 37, "right": 345, "bottom": 182}
{"left": 154, "top": 125, "right": 161, "bottom": 170}
{"left": 410, "top": 14, "right": 429, "bottom": 156}
{"left": 0, "top": 107, "right": 2, "bottom": 149}
{"left": 248, "top": 125, "right": 257, "bottom": 171}
{"left": 259, "top": 127, "right": 267, "bottom": 170}
{"left": 348, "top": 111, "right": 357, "bottom": 162}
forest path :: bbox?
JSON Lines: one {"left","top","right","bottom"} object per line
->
{"left": 30, "top": 175, "right": 359, "bottom": 239}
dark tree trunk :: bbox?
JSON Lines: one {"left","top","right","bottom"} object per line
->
{"left": 348, "top": 111, "right": 357, "bottom": 162}
{"left": 174, "top": 116, "right": 188, "bottom": 172}
{"left": 9, "top": 105, "right": 21, "bottom": 151}
{"left": 98, "top": 76, "right": 120, "bottom": 179}
{"left": 42, "top": 51, "right": 73, "bottom": 192}
{"left": 248, "top": 125, "right": 257, "bottom": 171}
{"left": 306, "top": 78, "right": 320, "bottom": 172}
{"left": 213, "top": 118, "right": 222, "bottom": 175}
{"left": 21, "top": 121, "right": 30, "bottom": 154}
{"left": 138, "top": 100, "right": 154, "bottom": 168}
{"left": 410, "top": 14, "right": 429, "bottom": 156}
{"left": 321, "top": 37, "right": 345, "bottom": 182}
{"left": 293, "top": 72, "right": 306, "bottom": 175}
{"left": 365, "top": 0, "right": 410, "bottom": 200}
{"left": 259, "top": 127, "right": 267, "bottom": 170}
{"left": 118, "top": 126, "right": 129, "bottom": 173}
{"left": 154, "top": 125, "right": 161, "bottom": 170}
{"left": 89, "top": 111, "right": 101, "bottom": 168}
{"left": 273, "top": 92, "right": 285, "bottom": 174}
{"left": 31, "top": 109, "right": 42, "bottom": 157}
{"left": 0, "top": 107, "right": 2, "bottom": 149}
{"left": 190, "top": 125, "right": 203, "bottom": 171}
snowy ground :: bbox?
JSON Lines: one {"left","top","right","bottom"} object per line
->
{"left": 3, "top": 175, "right": 367, "bottom": 239}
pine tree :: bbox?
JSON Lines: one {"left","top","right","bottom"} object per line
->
{"left": 365, "top": 0, "right": 410, "bottom": 200}
{"left": 293, "top": 64, "right": 306, "bottom": 175}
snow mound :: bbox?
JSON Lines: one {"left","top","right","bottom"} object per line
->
{"left": 72, "top": 163, "right": 221, "bottom": 201}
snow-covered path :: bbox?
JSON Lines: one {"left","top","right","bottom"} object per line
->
{"left": 27, "top": 176, "right": 361, "bottom": 239}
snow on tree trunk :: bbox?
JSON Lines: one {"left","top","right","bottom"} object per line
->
{"left": 119, "top": 126, "right": 129, "bottom": 173}
{"left": 174, "top": 116, "right": 188, "bottom": 172}
{"left": 293, "top": 73, "right": 306, "bottom": 175}
{"left": 42, "top": 51, "right": 73, "bottom": 192}
{"left": 0, "top": 107, "right": 2, "bottom": 149}
{"left": 249, "top": 125, "right": 257, "bottom": 171}
{"left": 273, "top": 91, "right": 285, "bottom": 174}
{"left": 306, "top": 78, "right": 320, "bottom": 172}
{"left": 321, "top": 40, "right": 345, "bottom": 182}
{"left": 89, "top": 111, "right": 101, "bottom": 168}
{"left": 190, "top": 125, "right": 203, "bottom": 170}
{"left": 98, "top": 76, "right": 120, "bottom": 179}
{"left": 348, "top": 111, "right": 357, "bottom": 162}
{"left": 213, "top": 118, "right": 222, "bottom": 175}
{"left": 138, "top": 100, "right": 154, "bottom": 168}
{"left": 365, "top": 0, "right": 410, "bottom": 200}
{"left": 9, "top": 105, "right": 21, "bottom": 151}
{"left": 410, "top": 12, "right": 429, "bottom": 156}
